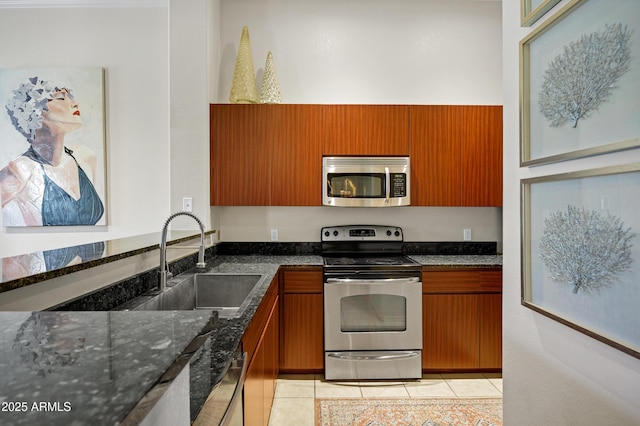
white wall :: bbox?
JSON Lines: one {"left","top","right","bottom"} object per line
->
{"left": 218, "top": 0, "right": 502, "bottom": 105}
{"left": 502, "top": 0, "right": 640, "bottom": 423}
{"left": 217, "top": 206, "right": 501, "bottom": 243}
{"left": 0, "top": 6, "right": 171, "bottom": 257}
{"left": 168, "top": 0, "right": 216, "bottom": 230}
{"left": 213, "top": 0, "right": 504, "bottom": 245}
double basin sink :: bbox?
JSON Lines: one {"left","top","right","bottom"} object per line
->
{"left": 119, "top": 273, "right": 267, "bottom": 318}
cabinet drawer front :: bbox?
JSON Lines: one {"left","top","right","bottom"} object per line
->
{"left": 479, "top": 270, "right": 502, "bottom": 292}
{"left": 283, "top": 269, "right": 323, "bottom": 293}
{"left": 422, "top": 269, "right": 502, "bottom": 293}
{"left": 422, "top": 270, "right": 478, "bottom": 293}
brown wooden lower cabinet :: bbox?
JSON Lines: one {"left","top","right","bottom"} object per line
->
{"left": 243, "top": 278, "right": 279, "bottom": 426}
{"left": 422, "top": 268, "right": 502, "bottom": 372}
{"left": 423, "top": 293, "right": 480, "bottom": 369}
{"left": 280, "top": 268, "right": 324, "bottom": 373}
{"left": 479, "top": 293, "right": 502, "bottom": 369}
{"left": 243, "top": 265, "right": 501, "bottom": 424}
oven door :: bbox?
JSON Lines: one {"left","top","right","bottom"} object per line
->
{"left": 324, "top": 277, "right": 422, "bottom": 351}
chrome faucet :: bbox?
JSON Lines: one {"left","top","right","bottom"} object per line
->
{"left": 159, "top": 211, "right": 207, "bottom": 292}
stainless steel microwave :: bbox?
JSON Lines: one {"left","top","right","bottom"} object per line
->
{"left": 323, "top": 157, "right": 411, "bottom": 207}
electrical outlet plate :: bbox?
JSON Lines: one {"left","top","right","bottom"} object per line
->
{"left": 270, "top": 228, "right": 279, "bottom": 241}
{"left": 463, "top": 228, "right": 472, "bottom": 241}
{"left": 182, "top": 197, "right": 193, "bottom": 212}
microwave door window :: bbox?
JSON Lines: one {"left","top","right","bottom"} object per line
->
{"left": 327, "top": 173, "right": 385, "bottom": 198}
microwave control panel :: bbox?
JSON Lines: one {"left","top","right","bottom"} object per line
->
{"left": 390, "top": 173, "right": 407, "bottom": 197}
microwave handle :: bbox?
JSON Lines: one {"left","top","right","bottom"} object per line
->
{"left": 385, "top": 167, "right": 390, "bottom": 204}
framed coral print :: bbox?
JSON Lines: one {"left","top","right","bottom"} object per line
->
{"left": 520, "top": 0, "right": 640, "bottom": 166}
{"left": 521, "top": 0, "right": 562, "bottom": 27}
{"left": 521, "top": 163, "right": 640, "bottom": 359}
{"left": 0, "top": 67, "right": 106, "bottom": 227}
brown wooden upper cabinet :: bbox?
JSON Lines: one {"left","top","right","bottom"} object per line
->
{"left": 210, "top": 104, "right": 270, "bottom": 206}
{"left": 410, "top": 105, "right": 503, "bottom": 207}
{"left": 210, "top": 104, "right": 323, "bottom": 206}
{"left": 210, "top": 104, "right": 501, "bottom": 207}
{"left": 323, "top": 105, "right": 410, "bottom": 155}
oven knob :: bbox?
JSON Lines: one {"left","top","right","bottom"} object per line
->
{"left": 386, "top": 230, "right": 392, "bottom": 236}
{"left": 333, "top": 230, "right": 339, "bottom": 236}
{"left": 395, "top": 230, "right": 401, "bottom": 237}
{"left": 324, "top": 231, "right": 330, "bottom": 237}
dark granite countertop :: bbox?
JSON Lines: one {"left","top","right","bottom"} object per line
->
{"left": 0, "top": 250, "right": 501, "bottom": 425}
{"left": 167, "top": 254, "right": 324, "bottom": 395}
{"left": 0, "top": 310, "right": 217, "bottom": 426}
{"left": 409, "top": 254, "right": 503, "bottom": 267}
{"left": 0, "top": 230, "right": 215, "bottom": 294}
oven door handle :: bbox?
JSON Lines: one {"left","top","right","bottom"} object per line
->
{"left": 327, "top": 351, "right": 421, "bottom": 361}
{"left": 326, "top": 277, "right": 420, "bottom": 284}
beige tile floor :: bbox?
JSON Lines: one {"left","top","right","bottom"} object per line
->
{"left": 268, "top": 373, "right": 503, "bottom": 426}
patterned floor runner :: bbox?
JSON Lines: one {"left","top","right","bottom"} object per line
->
{"left": 315, "top": 398, "right": 503, "bottom": 426}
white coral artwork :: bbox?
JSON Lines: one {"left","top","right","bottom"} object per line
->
{"left": 538, "top": 23, "right": 632, "bottom": 128}
{"left": 540, "top": 205, "right": 634, "bottom": 294}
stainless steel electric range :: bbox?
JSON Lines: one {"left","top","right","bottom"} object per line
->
{"left": 322, "top": 225, "right": 422, "bottom": 381}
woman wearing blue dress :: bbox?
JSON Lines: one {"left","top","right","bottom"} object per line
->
{"left": 0, "top": 76, "right": 104, "bottom": 227}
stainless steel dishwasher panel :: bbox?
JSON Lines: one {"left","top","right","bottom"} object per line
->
{"left": 193, "top": 349, "right": 247, "bottom": 426}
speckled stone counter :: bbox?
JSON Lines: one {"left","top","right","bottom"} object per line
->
{"left": 1, "top": 230, "right": 216, "bottom": 294}
{"left": 0, "top": 310, "right": 216, "bottom": 426}
{"left": 123, "top": 255, "right": 323, "bottom": 424}
{"left": 172, "top": 254, "right": 324, "bottom": 393}
{"left": 0, "top": 250, "right": 500, "bottom": 425}
{"left": 409, "top": 254, "right": 503, "bottom": 268}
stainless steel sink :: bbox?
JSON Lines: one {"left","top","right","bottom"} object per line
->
{"left": 120, "top": 273, "right": 266, "bottom": 318}
{"left": 195, "top": 273, "right": 265, "bottom": 314}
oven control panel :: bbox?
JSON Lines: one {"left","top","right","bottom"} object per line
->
{"left": 321, "top": 225, "right": 403, "bottom": 242}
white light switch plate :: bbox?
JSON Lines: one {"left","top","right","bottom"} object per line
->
{"left": 463, "top": 228, "right": 472, "bottom": 241}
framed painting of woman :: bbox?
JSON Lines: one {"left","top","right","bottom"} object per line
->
{"left": 0, "top": 67, "right": 106, "bottom": 227}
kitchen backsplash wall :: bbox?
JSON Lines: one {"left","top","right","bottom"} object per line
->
{"left": 213, "top": 206, "right": 502, "bottom": 251}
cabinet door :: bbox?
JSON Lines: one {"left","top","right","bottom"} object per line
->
{"left": 281, "top": 293, "right": 324, "bottom": 371}
{"left": 271, "top": 105, "right": 324, "bottom": 206}
{"left": 461, "top": 106, "right": 503, "bottom": 207}
{"left": 281, "top": 269, "right": 324, "bottom": 372}
{"left": 410, "top": 105, "right": 502, "bottom": 207}
{"left": 410, "top": 106, "right": 462, "bottom": 206}
{"left": 323, "top": 105, "right": 410, "bottom": 155}
{"left": 423, "top": 294, "right": 480, "bottom": 370}
{"left": 244, "top": 294, "right": 279, "bottom": 426}
{"left": 479, "top": 293, "right": 502, "bottom": 369}
{"left": 244, "top": 341, "right": 265, "bottom": 426}
{"left": 211, "top": 104, "right": 271, "bottom": 205}
{"left": 264, "top": 298, "right": 279, "bottom": 425}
